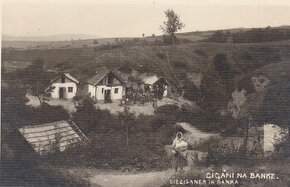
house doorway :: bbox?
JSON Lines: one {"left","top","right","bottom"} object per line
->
{"left": 104, "top": 90, "right": 112, "bottom": 103}
{"left": 59, "top": 87, "right": 65, "bottom": 99}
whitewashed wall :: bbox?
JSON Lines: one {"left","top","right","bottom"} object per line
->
{"left": 111, "top": 86, "right": 124, "bottom": 100}
{"left": 88, "top": 84, "right": 96, "bottom": 98}
{"left": 51, "top": 82, "right": 77, "bottom": 99}
{"left": 96, "top": 85, "right": 106, "bottom": 100}
{"left": 263, "top": 124, "right": 289, "bottom": 152}
{"left": 88, "top": 84, "right": 124, "bottom": 101}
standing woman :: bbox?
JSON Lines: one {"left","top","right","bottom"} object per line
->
{"left": 172, "top": 132, "right": 188, "bottom": 172}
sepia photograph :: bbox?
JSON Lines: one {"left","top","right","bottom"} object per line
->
{"left": 1, "top": 0, "right": 290, "bottom": 186}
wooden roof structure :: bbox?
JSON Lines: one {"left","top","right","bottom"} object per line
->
{"left": 87, "top": 70, "right": 125, "bottom": 86}
{"left": 18, "top": 120, "right": 89, "bottom": 155}
{"left": 50, "top": 73, "right": 80, "bottom": 84}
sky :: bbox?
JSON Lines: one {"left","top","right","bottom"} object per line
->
{"left": 2, "top": 0, "right": 290, "bottom": 38}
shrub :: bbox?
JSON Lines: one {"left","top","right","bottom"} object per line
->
{"left": 195, "top": 137, "right": 257, "bottom": 166}
{"left": 273, "top": 130, "right": 290, "bottom": 159}
{"left": 57, "top": 128, "right": 171, "bottom": 171}
{"left": 182, "top": 81, "right": 200, "bottom": 102}
{"left": 0, "top": 158, "right": 90, "bottom": 186}
{"left": 72, "top": 97, "right": 117, "bottom": 134}
{"left": 27, "top": 105, "right": 70, "bottom": 124}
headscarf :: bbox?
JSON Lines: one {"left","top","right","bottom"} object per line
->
{"left": 175, "top": 131, "right": 183, "bottom": 140}
{"left": 173, "top": 131, "right": 187, "bottom": 151}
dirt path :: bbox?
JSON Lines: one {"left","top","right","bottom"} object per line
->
{"left": 69, "top": 124, "right": 216, "bottom": 187}
{"left": 177, "top": 122, "right": 217, "bottom": 145}
{"left": 86, "top": 169, "right": 175, "bottom": 187}
{"left": 26, "top": 94, "right": 195, "bottom": 116}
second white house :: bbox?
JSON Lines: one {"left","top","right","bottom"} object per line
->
{"left": 86, "top": 70, "right": 125, "bottom": 103}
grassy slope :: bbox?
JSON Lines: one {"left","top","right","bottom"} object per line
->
{"left": 2, "top": 41, "right": 290, "bottom": 77}
{"left": 2, "top": 39, "right": 290, "bottom": 117}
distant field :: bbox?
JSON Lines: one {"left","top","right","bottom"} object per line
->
{"left": 2, "top": 60, "right": 31, "bottom": 72}
{"left": 2, "top": 31, "right": 211, "bottom": 50}
{"left": 2, "top": 38, "right": 120, "bottom": 50}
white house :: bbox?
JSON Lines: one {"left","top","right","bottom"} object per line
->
{"left": 87, "top": 70, "right": 125, "bottom": 103}
{"left": 50, "top": 73, "right": 79, "bottom": 99}
{"left": 141, "top": 75, "right": 169, "bottom": 97}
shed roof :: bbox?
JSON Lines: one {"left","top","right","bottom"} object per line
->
{"left": 50, "top": 73, "right": 79, "bottom": 84}
{"left": 141, "top": 75, "right": 159, "bottom": 85}
{"left": 18, "top": 120, "right": 88, "bottom": 155}
{"left": 141, "top": 75, "right": 169, "bottom": 85}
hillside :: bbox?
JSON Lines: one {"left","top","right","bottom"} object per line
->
{"left": 2, "top": 40, "right": 290, "bottom": 78}
{"left": 2, "top": 32, "right": 290, "bottom": 123}
{"left": 2, "top": 30, "right": 210, "bottom": 50}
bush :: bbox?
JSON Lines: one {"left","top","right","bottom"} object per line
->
{"left": 48, "top": 110, "right": 178, "bottom": 171}
{"left": 273, "top": 131, "right": 290, "bottom": 159}
{"left": 182, "top": 81, "right": 200, "bottom": 102}
{"left": 199, "top": 71, "right": 234, "bottom": 113}
{"left": 195, "top": 137, "right": 257, "bottom": 166}
{"left": 57, "top": 129, "right": 171, "bottom": 171}
{"left": 0, "top": 158, "right": 90, "bottom": 186}
{"left": 72, "top": 97, "right": 117, "bottom": 134}
{"left": 27, "top": 105, "right": 70, "bottom": 125}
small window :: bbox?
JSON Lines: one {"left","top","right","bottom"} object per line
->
{"left": 102, "top": 88, "right": 104, "bottom": 94}
{"left": 114, "top": 88, "right": 119, "bottom": 94}
{"left": 68, "top": 87, "right": 73, "bottom": 92}
{"left": 61, "top": 77, "right": 65, "bottom": 83}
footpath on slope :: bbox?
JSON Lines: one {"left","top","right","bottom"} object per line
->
{"left": 70, "top": 123, "right": 216, "bottom": 187}
{"left": 86, "top": 169, "right": 175, "bottom": 187}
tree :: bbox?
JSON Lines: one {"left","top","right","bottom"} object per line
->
{"left": 213, "top": 53, "right": 231, "bottom": 79}
{"left": 1, "top": 83, "right": 29, "bottom": 124}
{"left": 72, "top": 96, "right": 115, "bottom": 133}
{"left": 118, "top": 100, "right": 136, "bottom": 147}
{"left": 160, "top": 9, "right": 185, "bottom": 45}
{"left": 253, "top": 76, "right": 290, "bottom": 156}
{"left": 257, "top": 76, "right": 290, "bottom": 131}
{"left": 21, "top": 58, "right": 54, "bottom": 104}
{"left": 72, "top": 97, "right": 100, "bottom": 133}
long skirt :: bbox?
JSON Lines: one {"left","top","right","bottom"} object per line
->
{"left": 172, "top": 151, "right": 188, "bottom": 168}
